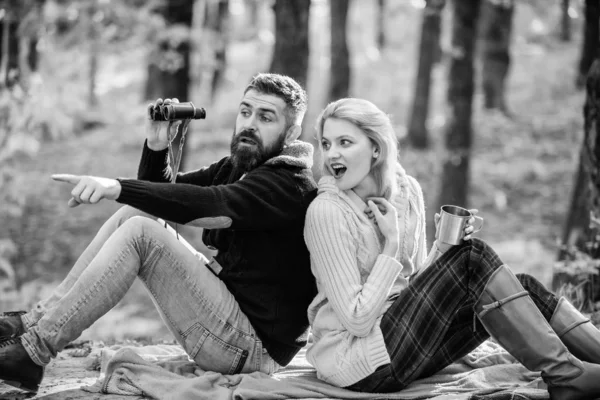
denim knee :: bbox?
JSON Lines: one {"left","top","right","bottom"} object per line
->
{"left": 113, "top": 205, "right": 151, "bottom": 224}
{"left": 119, "top": 216, "right": 158, "bottom": 236}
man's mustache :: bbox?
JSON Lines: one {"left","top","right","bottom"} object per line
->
{"left": 234, "top": 130, "right": 262, "bottom": 146}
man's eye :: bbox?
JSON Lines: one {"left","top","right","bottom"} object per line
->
{"left": 260, "top": 115, "right": 272, "bottom": 122}
{"left": 240, "top": 110, "right": 250, "bottom": 117}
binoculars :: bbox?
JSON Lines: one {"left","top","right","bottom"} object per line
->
{"left": 149, "top": 102, "right": 206, "bottom": 121}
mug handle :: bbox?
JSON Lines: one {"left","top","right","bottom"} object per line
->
{"left": 471, "top": 216, "right": 484, "bottom": 234}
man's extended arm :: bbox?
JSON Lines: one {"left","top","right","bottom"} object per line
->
{"left": 117, "top": 165, "right": 307, "bottom": 230}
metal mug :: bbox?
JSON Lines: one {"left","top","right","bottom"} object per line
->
{"left": 435, "top": 205, "right": 484, "bottom": 245}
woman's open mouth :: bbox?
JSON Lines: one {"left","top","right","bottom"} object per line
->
{"left": 331, "top": 163, "right": 347, "bottom": 178}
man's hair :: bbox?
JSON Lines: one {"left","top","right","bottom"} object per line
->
{"left": 244, "top": 73, "right": 307, "bottom": 128}
{"left": 315, "top": 98, "right": 400, "bottom": 199}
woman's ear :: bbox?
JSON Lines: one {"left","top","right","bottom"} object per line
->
{"left": 373, "top": 147, "right": 380, "bottom": 159}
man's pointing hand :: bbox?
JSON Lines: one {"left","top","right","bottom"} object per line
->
{"left": 52, "top": 174, "right": 122, "bottom": 208}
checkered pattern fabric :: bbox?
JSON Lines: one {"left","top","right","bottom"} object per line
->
{"left": 347, "top": 238, "right": 558, "bottom": 393}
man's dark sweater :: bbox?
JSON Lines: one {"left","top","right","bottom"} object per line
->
{"left": 115, "top": 140, "right": 318, "bottom": 366}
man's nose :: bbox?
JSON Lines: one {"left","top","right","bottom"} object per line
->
{"left": 241, "top": 115, "right": 257, "bottom": 131}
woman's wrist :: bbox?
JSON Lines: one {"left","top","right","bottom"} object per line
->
{"left": 383, "top": 239, "right": 399, "bottom": 258}
{"left": 435, "top": 240, "right": 452, "bottom": 254}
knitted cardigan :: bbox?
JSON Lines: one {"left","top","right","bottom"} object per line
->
{"left": 304, "top": 171, "right": 436, "bottom": 387}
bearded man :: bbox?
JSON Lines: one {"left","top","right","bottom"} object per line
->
{"left": 0, "top": 73, "right": 318, "bottom": 394}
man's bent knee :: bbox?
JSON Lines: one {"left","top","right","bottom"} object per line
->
{"left": 112, "top": 205, "right": 156, "bottom": 227}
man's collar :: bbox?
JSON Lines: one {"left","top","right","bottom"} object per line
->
{"left": 263, "top": 140, "right": 314, "bottom": 169}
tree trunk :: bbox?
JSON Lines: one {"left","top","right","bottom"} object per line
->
{"left": 328, "top": 0, "right": 350, "bottom": 102}
{"left": 0, "top": 0, "right": 42, "bottom": 91}
{"left": 87, "top": 0, "right": 99, "bottom": 108}
{"left": 0, "top": 8, "right": 18, "bottom": 89}
{"left": 431, "top": 0, "right": 481, "bottom": 244}
{"left": 553, "top": 58, "right": 600, "bottom": 302}
{"left": 376, "top": 0, "right": 385, "bottom": 49}
{"left": 557, "top": 2, "right": 600, "bottom": 254}
{"left": 269, "top": 0, "right": 310, "bottom": 87}
{"left": 204, "top": 0, "right": 229, "bottom": 102}
{"left": 407, "top": 0, "right": 445, "bottom": 149}
{"left": 561, "top": 0, "right": 571, "bottom": 42}
{"left": 586, "top": 61, "right": 600, "bottom": 240}
{"left": 576, "top": 0, "right": 599, "bottom": 89}
{"left": 480, "top": 0, "right": 514, "bottom": 113}
{"left": 553, "top": 149, "right": 590, "bottom": 288}
{"left": 144, "top": 0, "right": 194, "bottom": 170}
{"left": 244, "top": 0, "right": 259, "bottom": 40}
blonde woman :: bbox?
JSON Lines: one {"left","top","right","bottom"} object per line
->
{"left": 304, "top": 97, "right": 600, "bottom": 399}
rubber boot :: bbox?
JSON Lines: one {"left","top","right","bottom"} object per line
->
{"left": 475, "top": 266, "right": 600, "bottom": 400}
{"left": 550, "top": 297, "right": 600, "bottom": 364}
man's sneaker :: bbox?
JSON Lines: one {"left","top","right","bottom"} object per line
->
{"left": 0, "top": 311, "right": 26, "bottom": 339}
{"left": 0, "top": 336, "right": 44, "bottom": 393}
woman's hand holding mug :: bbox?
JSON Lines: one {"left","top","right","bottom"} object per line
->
{"left": 434, "top": 205, "right": 484, "bottom": 254}
{"left": 434, "top": 208, "right": 481, "bottom": 241}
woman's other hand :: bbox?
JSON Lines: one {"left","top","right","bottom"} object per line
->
{"left": 366, "top": 197, "right": 399, "bottom": 257}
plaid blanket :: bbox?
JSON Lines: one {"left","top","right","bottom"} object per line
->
{"left": 82, "top": 340, "right": 549, "bottom": 400}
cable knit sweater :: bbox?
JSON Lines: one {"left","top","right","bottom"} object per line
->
{"left": 304, "top": 171, "right": 438, "bottom": 387}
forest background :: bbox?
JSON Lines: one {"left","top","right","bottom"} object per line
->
{"left": 0, "top": 0, "right": 596, "bottom": 341}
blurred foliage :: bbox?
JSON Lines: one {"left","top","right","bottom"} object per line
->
{"left": 44, "top": 0, "right": 162, "bottom": 48}
{"left": 555, "top": 238, "right": 600, "bottom": 312}
{"left": 0, "top": 0, "right": 168, "bottom": 303}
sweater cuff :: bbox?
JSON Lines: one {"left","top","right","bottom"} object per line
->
{"left": 116, "top": 178, "right": 151, "bottom": 205}
{"left": 370, "top": 254, "right": 403, "bottom": 286}
{"left": 138, "top": 140, "right": 169, "bottom": 179}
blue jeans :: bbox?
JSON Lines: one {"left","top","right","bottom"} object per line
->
{"left": 20, "top": 206, "right": 280, "bottom": 375}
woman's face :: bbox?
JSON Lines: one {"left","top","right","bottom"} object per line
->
{"left": 321, "top": 117, "right": 376, "bottom": 196}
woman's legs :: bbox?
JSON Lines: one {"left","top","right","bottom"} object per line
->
{"left": 474, "top": 265, "right": 600, "bottom": 399}
{"left": 415, "top": 272, "right": 558, "bottom": 380}
{"left": 348, "top": 238, "right": 503, "bottom": 392}
{"left": 348, "top": 238, "right": 561, "bottom": 393}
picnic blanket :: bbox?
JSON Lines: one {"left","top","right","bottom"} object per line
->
{"left": 83, "top": 340, "right": 550, "bottom": 400}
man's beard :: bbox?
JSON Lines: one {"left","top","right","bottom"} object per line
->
{"left": 230, "top": 128, "right": 286, "bottom": 173}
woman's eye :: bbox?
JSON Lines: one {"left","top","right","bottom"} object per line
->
{"left": 340, "top": 139, "right": 351, "bottom": 146}
{"left": 321, "top": 142, "right": 330, "bottom": 150}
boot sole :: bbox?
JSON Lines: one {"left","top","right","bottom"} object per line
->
{"left": 0, "top": 376, "right": 38, "bottom": 394}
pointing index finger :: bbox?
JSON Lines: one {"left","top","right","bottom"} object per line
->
{"left": 52, "top": 174, "right": 81, "bottom": 184}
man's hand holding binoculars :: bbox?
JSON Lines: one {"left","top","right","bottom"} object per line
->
{"left": 146, "top": 98, "right": 181, "bottom": 151}
{"left": 146, "top": 97, "right": 206, "bottom": 151}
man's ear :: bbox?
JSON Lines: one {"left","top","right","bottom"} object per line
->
{"left": 284, "top": 125, "right": 302, "bottom": 145}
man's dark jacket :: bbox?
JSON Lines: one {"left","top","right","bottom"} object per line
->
{"left": 116, "top": 140, "right": 318, "bottom": 366}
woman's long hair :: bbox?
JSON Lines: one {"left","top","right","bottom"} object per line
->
{"left": 315, "top": 98, "right": 400, "bottom": 199}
